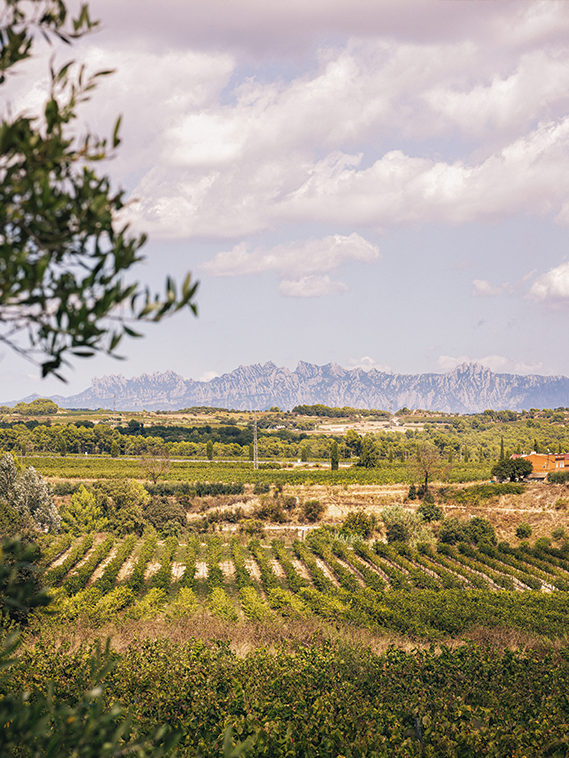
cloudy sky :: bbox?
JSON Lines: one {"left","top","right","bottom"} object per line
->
{"left": 3, "top": 0, "right": 569, "bottom": 400}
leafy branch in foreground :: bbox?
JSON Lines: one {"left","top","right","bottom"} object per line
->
{"left": 0, "top": 0, "right": 198, "bottom": 379}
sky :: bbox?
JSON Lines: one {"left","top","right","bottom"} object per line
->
{"left": 3, "top": 0, "right": 569, "bottom": 401}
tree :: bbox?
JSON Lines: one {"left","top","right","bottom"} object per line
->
{"left": 491, "top": 457, "right": 532, "bottom": 482}
{"left": 206, "top": 439, "right": 214, "bottom": 460}
{"left": 0, "top": 0, "right": 198, "bottom": 379}
{"left": 345, "top": 430, "right": 362, "bottom": 457}
{"left": 60, "top": 484, "right": 107, "bottom": 534}
{"left": 0, "top": 453, "right": 60, "bottom": 532}
{"left": 330, "top": 440, "right": 339, "bottom": 471}
{"left": 358, "top": 434, "right": 379, "bottom": 468}
{"left": 380, "top": 505, "right": 433, "bottom": 547}
{"left": 139, "top": 447, "right": 171, "bottom": 484}
{"left": 94, "top": 478, "right": 148, "bottom": 536}
{"left": 408, "top": 444, "right": 449, "bottom": 493}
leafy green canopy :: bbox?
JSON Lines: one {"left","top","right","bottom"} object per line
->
{"left": 0, "top": 0, "right": 198, "bottom": 379}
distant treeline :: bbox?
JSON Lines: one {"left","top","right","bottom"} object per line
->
{"left": 292, "top": 404, "right": 390, "bottom": 418}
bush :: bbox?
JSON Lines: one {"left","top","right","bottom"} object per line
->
{"left": 283, "top": 495, "right": 298, "bottom": 510}
{"left": 552, "top": 526, "right": 565, "bottom": 541}
{"left": 548, "top": 470, "right": 569, "bottom": 484}
{"left": 253, "top": 499, "right": 287, "bottom": 523}
{"left": 467, "top": 517, "right": 497, "bottom": 546}
{"left": 407, "top": 483, "right": 417, "bottom": 500}
{"left": 516, "top": 522, "right": 532, "bottom": 539}
{"left": 417, "top": 501, "right": 443, "bottom": 522}
{"left": 303, "top": 499, "right": 325, "bottom": 522}
{"left": 438, "top": 516, "right": 468, "bottom": 545}
{"left": 239, "top": 519, "right": 265, "bottom": 536}
{"left": 340, "top": 511, "right": 376, "bottom": 538}
{"left": 381, "top": 505, "right": 433, "bottom": 547}
{"left": 253, "top": 482, "right": 270, "bottom": 495}
{"left": 143, "top": 496, "right": 186, "bottom": 531}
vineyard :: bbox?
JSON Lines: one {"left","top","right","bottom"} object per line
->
{"left": 25, "top": 456, "right": 492, "bottom": 486}
{"left": 40, "top": 529, "right": 569, "bottom": 639}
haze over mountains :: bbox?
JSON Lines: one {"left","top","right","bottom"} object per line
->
{"left": 4, "top": 362, "right": 569, "bottom": 414}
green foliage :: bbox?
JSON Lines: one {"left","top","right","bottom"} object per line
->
{"left": 0, "top": 0, "right": 198, "bottom": 378}
{"left": 45, "top": 533, "right": 94, "bottom": 586}
{"left": 491, "top": 457, "right": 533, "bottom": 481}
{"left": 206, "top": 536, "right": 224, "bottom": 592}
{"left": 330, "top": 440, "right": 339, "bottom": 471}
{"left": 151, "top": 536, "right": 178, "bottom": 592}
{"left": 60, "top": 485, "right": 108, "bottom": 535}
{"left": 0, "top": 538, "right": 50, "bottom": 624}
{"left": 552, "top": 526, "right": 565, "bottom": 541}
{"left": 209, "top": 586, "right": 238, "bottom": 621}
{"left": 467, "top": 516, "right": 497, "bottom": 546}
{"left": 143, "top": 496, "right": 186, "bottom": 535}
{"left": 444, "top": 482, "right": 525, "bottom": 505}
{"left": 0, "top": 454, "right": 60, "bottom": 533}
{"left": 230, "top": 538, "right": 253, "bottom": 590}
{"left": 63, "top": 534, "right": 114, "bottom": 595}
{"left": 266, "top": 587, "right": 307, "bottom": 618}
{"left": 248, "top": 538, "right": 278, "bottom": 592}
{"left": 339, "top": 511, "right": 376, "bottom": 538}
{"left": 127, "top": 531, "right": 157, "bottom": 595}
{"left": 166, "top": 587, "right": 198, "bottom": 620}
{"left": 358, "top": 434, "right": 379, "bottom": 468}
{"left": 548, "top": 469, "right": 569, "bottom": 484}
{"left": 381, "top": 504, "right": 433, "bottom": 546}
{"left": 95, "top": 478, "right": 148, "bottom": 536}
{"left": 303, "top": 499, "right": 325, "bottom": 522}
{"left": 95, "top": 534, "right": 137, "bottom": 594}
{"left": 239, "top": 587, "right": 271, "bottom": 621}
{"left": 516, "top": 522, "right": 533, "bottom": 539}
{"left": 12, "top": 399, "right": 58, "bottom": 416}
{"left": 252, "top": 481, "right": 270, "bottom": 495}
{"left": 417, "top": 500, "right": 444, "bottom": 522}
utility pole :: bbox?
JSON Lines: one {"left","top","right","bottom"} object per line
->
{"left": 253, "top": 411, "right": 259, "bottom": 470}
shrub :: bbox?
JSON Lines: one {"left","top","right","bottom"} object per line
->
{"left": 143, "top": 496, "right": 186, "bottom": 533}
{"left": 340, "top": 511, "right": 376, "bottom": 538}
{"left": 552, "top": 526, "right": 565, "bottom": 541}
{"left": 407, "top": 483, "right": 417, "bottom": 500}
{"left": 417, "top": 501, "right": 443, "bottom": 522}
{"left": 253, "top": 498, "right": 287, "bottom": 523}
{"left": 253, "top": 482, "right": 270, "bottom": 495}
{"left": 239, "top": 519, "right": 265, "bottom": 536}
{"left": 554, "top": 498, "right": 568, "bottom": 510}
{"left": 534, "top": 537, "right": 552, "bottom": 550}
{"left": 283, "top": 495, "right": 298, "bottom": 510}
{"left": 467, "top": 517, "right": 497, "bottom": 546}
{"left": 381, "top": 505, "right": 433, "bottom": 547}
{"left": 438, "top": 517, "right": 468, "bottom": 545}
{"left": 303, "top": 499, "right": 325, "bottom": 522}
{"left": 516, "top": 522, "right": 532, "bottom": 539}
{"left": 548, "top": 470, "right": 569, "bottom": 484}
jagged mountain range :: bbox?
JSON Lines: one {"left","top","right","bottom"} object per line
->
{"left": 4, "top": 361, "right": 569, "bottom": 413}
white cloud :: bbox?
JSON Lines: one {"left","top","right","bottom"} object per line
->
{"left": 437, "top": 355, "right": 543, "bottom": 375}
{"left": 201, "top": 233, "right": 379, "bottom": 278}
{"left": 528, "top": 261, "right": 569, "bottom": 306}
{"left": 347, "top": 356, "right": 392, "bottom": 373}
{"left": 199, "top": 370, "right": 220, "bottom": 382}
{"left": 471, "top": 279, "right": 504, "bottom": 297}
{"left": 278, "top": 275, "right": 347, "bottom": 298}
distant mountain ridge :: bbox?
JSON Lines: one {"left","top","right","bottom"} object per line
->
{"left": 4, "top": 361, "right": 569, "bottom": 413}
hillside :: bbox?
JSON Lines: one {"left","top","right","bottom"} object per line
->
{"left": 5, "top": 361, "right": 569, "bottom": 413}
